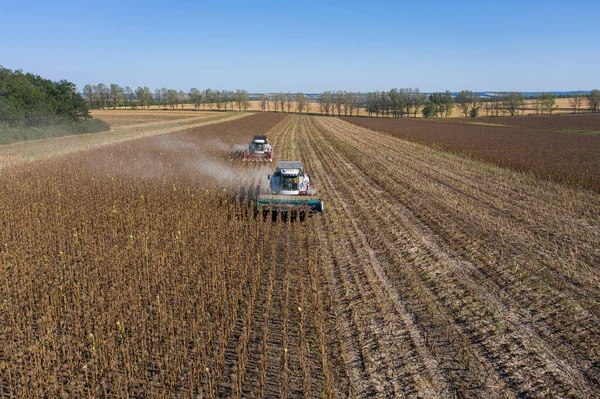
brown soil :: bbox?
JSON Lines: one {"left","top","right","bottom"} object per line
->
{"left": 342, "top": 115, "right": 600, "bottom": 190}
{"left": 473, "top": 113, "right": 600, "bottom": 132}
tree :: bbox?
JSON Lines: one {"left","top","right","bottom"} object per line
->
{"left": 124, "top": 86, "right": 134, "bottom": 109}
{"left": 83, "top": 84, "right": 95, "bottom": 109}
{"left": 259, "top": 94, "right": 267, "bottom": 112}
{"left": 541, "top": 93, "right": 558, "bottom": 115}
{"left": 109, "top": 84, "right": 123, "bottom": 109}
{"left": 403, "top": 88, "right": 414, "bottom": 117}
{"left": 589, "top": 89, "right": 600, "bottom": 113}
{"left": 428, "top": 92, "right": 444, "bottom": 117}
{"left": 136, "top": 86, "right": 151, "bottom": 109}
{"left": 204, "top": 89, "right": 213, "bottom": 110}
{"left": 455, "top": 90, "right": 479, "bottom": 118}
{"left": 0, "top": 67, "right": 90, "bottom": 125}
{"left": 295, "top": 92, "right": 306, "bottom": 114}
{"left": 235, "top": 90, "right": 249, "bottom": 111}
{"left": 317, "top": 91, "right": 333, "bottom": 115}
{"left": 532, "top": 95, "right": 543, "bottom": 115}
{"left": 160, "top": 88, "right": 169, "bottom": 109}
{"left": 154, "top": 89, "right": 162, "bottom": 109}
{"left": 412, "top": 89, "right": 426, "bottom": 118}
{"left": 188, "top": 88, "right": 201, "bottom": 110}
{"left": 568, "top": 92, "right": 585, "bottom": 114}
{"left": 273, "top": 95, "right": 280, "bottom": 112}
{"left": 228, "top": 90, "right": 235, "bottom": 111}
{"left": 365, "top": 92, "right": 378, "bottom": 117}
{"left": 354, "top": 92, "right": 363, "bottom": 116}
{"left": 504, "top": 92, "right": 524, "bottom": 116}
{"left": 286, "top": 92, "right": 293, "bottom": 113}
{"left": 442, "top": 90, "right": 454, "bottom": 117}
{"left": 167, "top": 89, "right": 177, "bottom": 109}
{"left": 177, "top": 90, "right": 186, "bottom": 109}
{"left": 279, "top": 93, "right": 286, "bottom": 114}
{"left": 221, "top": 91, "right": 229, "bottom": 110}
{"left": 422, "top": 101, "right": 436, "bottom": 118}
{"left": 97, "top": 83, "right": 109, "bottom": 109}
{"left": 214, "top": 90, "right": 222, "bottom": 110}
{"left": 342, "top": 91, "right": 353, "bottom": 116}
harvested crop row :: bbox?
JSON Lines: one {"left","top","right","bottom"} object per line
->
{"left": 277, "top": 115, "right": 600, "bottom": 397}
{"left": 342, "top": 115, "right": 600, "bottom": 190}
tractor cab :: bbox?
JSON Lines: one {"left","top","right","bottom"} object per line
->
{"left": 244, "top": 135, "right": 273, "bottom": 162}
{"left": 268, "top": 161, "right": 310, "bottom": 196}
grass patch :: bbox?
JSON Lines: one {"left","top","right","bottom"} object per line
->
{"left": 559, "top": 129, "right": 600, "bottom": 136}
{"left": 0, "top": 119, "right": 110, "bottom": 145}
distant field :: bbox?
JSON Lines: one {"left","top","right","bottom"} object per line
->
{"left": 90, "top": 110, "right": 215, "bottom": 127}
{"left": 0, "top": 111, "right": 247, "bottom": 170}
{"left": 342, "top": 114, "right": 600, "bottom": 190}
{"left": 472, "top": 113, "right": 600, "bottom": 132}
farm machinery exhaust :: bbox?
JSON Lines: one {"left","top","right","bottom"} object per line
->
{"left": 255, "top": 161, "right": 324, "bottom": 215}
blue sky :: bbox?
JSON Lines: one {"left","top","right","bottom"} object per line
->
{"left": 1, "top": 0, "right": 599, "bottom": 92}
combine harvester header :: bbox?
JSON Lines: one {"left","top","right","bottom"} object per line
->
{"left": 256, "top": 161, "right": 324, "bottom": 213}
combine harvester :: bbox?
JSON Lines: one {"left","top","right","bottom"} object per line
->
{"left": 243, "top": 135, "right": 273, "bottom": 162}
{"left": 256, "top": 161, "right": 324, "bottom": 216}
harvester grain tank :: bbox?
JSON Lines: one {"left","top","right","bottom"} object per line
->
{"left": 243, "top": 135, "right": 273, "bottom": 162}
{"left": 256, "top": 161, "right": 324, "bottom": 213}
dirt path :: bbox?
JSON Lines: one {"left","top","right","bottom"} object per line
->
{"left": 0, "top": 112, "right": 250, "bottom": 170}
{"left": 270, "top": 115, "right": 600, "bottom": 398}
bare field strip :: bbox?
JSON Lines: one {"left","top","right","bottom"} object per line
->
{"left": 342, "top": 115, "right": 600, "bottom": 191}
{"left": 0, "top": 112, "right": 249, "bottom": 170}
{"left": 1, "top": 113, "right": 599, "bottom": 397}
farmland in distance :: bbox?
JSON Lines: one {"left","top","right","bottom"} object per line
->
{"left": 343, "top": 114, "right": 600, "bottom": 190}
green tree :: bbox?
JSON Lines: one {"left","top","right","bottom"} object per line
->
{"left": 541, "top": 93, "right": 558, "bottom": 114}
{"left": 455, "top": 90, "right": 480, "bottom": 117}
{"left": 587, "top": 89, "right": 600, "bottom": 113}
{"left": 568, "top": 92, "right": 585, "bottom": 114}
{"left": 428, "top": 92, "right": 444, "bottom": 117}
{"left": 442, "top": 90, "right": 454, "bottom": 117}
{"left": 504, "top": 92, "right": 524, "bottom": 116}
{"left": 422, "top": 101, "right": 436, "bottom": 118}
{"left": 0, "top": 66, "right": 89, "bottom": 125}
{"left": 109, "top": 84, "right": 123, "bottom": 109}
{"left": 259, "top": 94, "right": 267, "bottom": 112}
{"left": 587, "top": 89, "right": 599, "bottom": 113}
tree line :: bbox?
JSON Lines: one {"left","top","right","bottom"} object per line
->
{"left": 82, "top": 84, "right": 251, "bottom": 111}
{"left": 81, "top": 82, "right": 600, "bottom": 118}
{"left": 1, "top": 66, "right": 90, "bottom": 126}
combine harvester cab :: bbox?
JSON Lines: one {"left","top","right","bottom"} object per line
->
{"left": 256, "top": 161, "right": 324, "bottom": 215}
{"left": 243, "top": 135, "right": 273, "bottom": 162}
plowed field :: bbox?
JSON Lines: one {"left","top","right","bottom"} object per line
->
{"left": 1, "top": 114, "right": 599, "bottom": 398}
{"left": 342, "top": 116, "right": 600, "bottom": 190}
{"left": 473, "top": 113, "right": 600, "bottom": 132}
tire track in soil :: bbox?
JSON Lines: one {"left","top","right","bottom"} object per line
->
{"left": 305, "top": 115, "right": 598, "bottom": 397}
